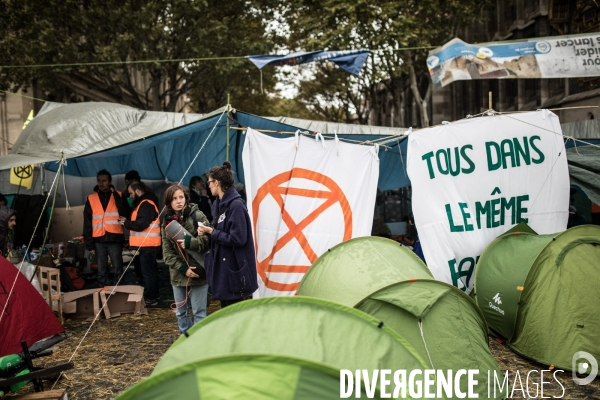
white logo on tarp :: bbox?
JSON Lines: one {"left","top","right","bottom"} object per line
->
{"left": 493, "top": 293, "right": 502, "bottom": 305}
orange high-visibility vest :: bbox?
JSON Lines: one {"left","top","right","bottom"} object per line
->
{"left": 129, "top": 199, "right": 161, "bottom": 248}
{"left": 88, "top": 191, "right": 124, "bottom": 237}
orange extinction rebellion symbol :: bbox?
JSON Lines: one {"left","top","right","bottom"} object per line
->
{"left": 253, "top": 168, "right": 353, "bottom": 292}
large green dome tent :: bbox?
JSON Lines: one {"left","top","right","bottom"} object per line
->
{"left": 297, "top": 236, "right": 504, "bottom": 399}
{"left": 117, "top": 354, "right": 343, "bottom": 400}
{"left": 162, "top": 296, "right": 430, "bottom": 372}
{"left": 119, "top": 296, "right": 434, "bottom": 399}
{"left": 474, "top": 223, "right": 600, "bottom": 372}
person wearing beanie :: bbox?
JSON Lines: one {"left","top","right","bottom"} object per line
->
{"left": 119, "top": 182, "right": 162, "bottom": 307}
{"left": 124, "top": 170, "right": 159, "bottom": 209}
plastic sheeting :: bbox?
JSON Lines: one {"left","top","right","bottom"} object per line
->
{"left": 561, "top": 118, "right": 600, "bottom": 140}
{"left": 40, "top": 108, "right": 411, "bottom": 190}
{"left": 567, "top": 145, "right": 600, "bottom": 204}
{"left": 33, "top": 101, "right": 600, "bottom": 191}
{"left": 265, "top": 116, "right": 409, "bottom": 137}
{"left": 14, "top": 102, "right": 599, "bottom": 192}
{"left": 0, "top": 101, "right": 220, "bottom": 171}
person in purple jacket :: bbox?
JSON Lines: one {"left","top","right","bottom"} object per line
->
{"left": 197, "top": 161, "right": 258, "bottom": 308}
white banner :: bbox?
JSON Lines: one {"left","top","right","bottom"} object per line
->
{"left": 243, "top": 128, "right": 379, "bottom": 297}
{"left": 407, "top": 110, "right": 569, "bottom": 292}
{"left": 428, "top": 33, "right": 600, "bottom": 88}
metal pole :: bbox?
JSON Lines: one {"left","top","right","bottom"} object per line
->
{"left": 30, "top": 153, "right": 63, "bottom": 283}
{"left": 226, "top": 94, "right": 231, "bottom": 162}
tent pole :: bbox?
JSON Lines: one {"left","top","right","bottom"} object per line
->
{"left": 226, "top": 94, "right": 231, "bottom": 162}
{"left": 30, "top": 153, "right": 63, "bottom": 283}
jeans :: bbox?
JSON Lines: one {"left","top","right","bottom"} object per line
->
{"left": 95, "top": 242, "right": 123, "bottom": 286}
{"left": 172, "top": 284, "right": 209, "bottom": 334}
{"left": 139, "top": 250, "right": 158, "bottom": 301}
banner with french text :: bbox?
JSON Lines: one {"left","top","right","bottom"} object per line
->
{"left": 427, "top": 33, "right": 600, "bottom": 89}
{"left": 406, "top": 110, "right": 569, "bottom": 293}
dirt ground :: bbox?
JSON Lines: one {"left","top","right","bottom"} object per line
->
{"left": 9, "top": 302, "right": 600, "bottom": 399}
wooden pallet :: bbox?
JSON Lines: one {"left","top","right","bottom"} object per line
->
{"left": 37, "top": 266, "right": 63, "bottom": 324}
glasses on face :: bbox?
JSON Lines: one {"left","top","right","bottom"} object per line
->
{"left": 207, "top": 180, "right": 215, "bottom": 186}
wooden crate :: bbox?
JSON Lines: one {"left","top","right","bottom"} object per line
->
{"left": 37, "top": 266, "right": 63, "bottom": 324}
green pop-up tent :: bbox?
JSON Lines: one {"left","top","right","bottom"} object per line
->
{"left": 474, "top": 223, "right": 600, "bottom": 372}
{"left": 117, "top": 354, "right": 342, "bottom": 400}
{"left": 297, "top": 236, "right": 504, "bottom": 400}
{"left": 118, "top": 296, "right": 433, "bottom": 400}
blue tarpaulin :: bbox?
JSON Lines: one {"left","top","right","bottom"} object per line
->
{"left": 248, "top": 50, "right": 370, "bottom": 76}
{"left": 45, "top": 110, "right": 410, "bottom": 191}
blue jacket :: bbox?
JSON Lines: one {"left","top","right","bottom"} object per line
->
{"left": 205, "top": 186, "right": 258, "bottom": 300}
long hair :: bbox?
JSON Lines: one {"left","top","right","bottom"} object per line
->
{"left": 163, "top": 184, "right": 191, "bottom": 225}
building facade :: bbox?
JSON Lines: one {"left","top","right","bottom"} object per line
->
{"left": 0, "top": 90, "right": 33, "bottom": 155}
{"left": 0, "top": 69, "right": 189, "bottom": 156}
{"left": 368, "top": 0, "right": 600, "bottom": 130}
{"left": 433, "top": 0, "right": 600, "bottom": 125}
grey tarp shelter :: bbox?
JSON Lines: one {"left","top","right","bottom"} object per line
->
{"left": 567, "top": 145, "right": 600, "bottom": 205}
{"left": 0, "top": 101, "right": 411, "bottom": 192}
{"left": 0, "top": 101, "right": 217, "bottom": 171}
{"left": 474, "top": 222, "right": 600, "bottom": 371}
{"left": 1, "top": 102, "right": 598, "bottom": 200}
{"left": 297, "top": 236, "right": 504, "bottom": 399}
{"left": 562, "top": 119, "right": 600, "bottom": 204}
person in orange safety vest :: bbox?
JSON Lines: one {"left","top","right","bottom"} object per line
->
{"left": 119, "top": 181, "right": 161, "bottom": 306}
{"left": 83, "top": 169, "right": 128, "bottom": 286}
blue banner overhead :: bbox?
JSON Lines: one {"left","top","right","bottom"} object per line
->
{"left": 248, "top": 50, "right": 370, "bottom": 75}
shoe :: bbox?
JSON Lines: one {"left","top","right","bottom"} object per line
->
{"left": 145, "top": 299, "right": 159, "bottom": 307}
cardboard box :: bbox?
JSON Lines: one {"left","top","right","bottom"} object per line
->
{"left": 62, "top": 285, "right": 148, "bottom": 320}
{"left": 50, "top": 206, "right": 85, "bottom": 244}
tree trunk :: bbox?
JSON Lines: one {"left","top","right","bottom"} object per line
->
{"left": 406, "top": 52, "right": 432, "bottom": 128}
{"left": 166, "top": 65, "right": 180, "bottom": 112}
{"left": 151, "top": 72, "right": 162, "bottom": 111}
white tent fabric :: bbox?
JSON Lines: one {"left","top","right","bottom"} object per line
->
{"left": 561, "top": 118, "right": 600, "bottom": 140}
{"left": 1, "top": 103, "right": 410, "bottom": 172}
{"left": 0, "top": 102, "right": 223, "bottom": 170}
{"left": 266, "top": 116, "right": 409, "bottom": 136}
